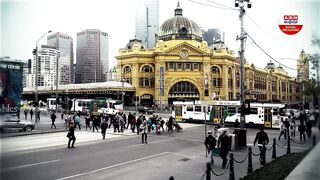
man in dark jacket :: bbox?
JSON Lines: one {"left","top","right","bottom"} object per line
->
{"left": 204, "top": 131, "right": 217, "bottom": 165}
{"left": 50, "top": 112, "right": 57, "bottom": 129}
{"left": 218, "top": 130, "right": 230, "bottom": 169}
{"left": 67, "top": 123, "right": 76, "bottom": 148}
{"left": 254, "top": 126, "right": 269, "bottom": 165}
{"left": 100, "top": 119, "right": 108, "bottom": 140}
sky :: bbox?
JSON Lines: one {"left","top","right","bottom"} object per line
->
{"left": 1, "top": 0, "right": 319, "bottom": 77}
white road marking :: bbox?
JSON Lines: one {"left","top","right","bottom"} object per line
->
{"left": 3, "top": 159, "right": 60, "bottom": 171}
{"left": 56, "top": 152, "right": 170, "bottom": 180}
{"left": 127, "top": 138, "right": 173, "bottom": 147}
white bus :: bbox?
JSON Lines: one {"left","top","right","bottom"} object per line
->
{"left": 46, "top": 98, "right": 62, "bottom": 111}
{"left": 72, "top": 99, "right": 93, "bottom": 114}
{"left": 172, "top": 101, "right": 285, "bottom": 128}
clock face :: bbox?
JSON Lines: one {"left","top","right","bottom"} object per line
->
{"left": 179, "top": 49, "right": 189, "bottom": 58}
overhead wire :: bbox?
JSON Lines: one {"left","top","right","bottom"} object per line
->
{"left": 188, "top": 0, "right": 237, "bottom": 10}
{"left": 246, "top": 33, "right": 297, "bottom": 71}
{"left": 206, "top": 0, "right": 235, "bottom": 9}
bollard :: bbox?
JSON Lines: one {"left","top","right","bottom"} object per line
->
{"left": 229, "top": 153, "right": 235, "bottom": 180}
{"left": 287, "top": 131, "right": 291, "bottom": 154}
{"left": 247, "top": 147, "right": 253, "bottom": 173}
{"left": 206, "top": 162, "right": 211, "bottom": 180}
{"left": 272, "top": 138, "right": 276, "bottom": 159}
{"left": 313, "top": 135, "right": 316, "bottom": 147}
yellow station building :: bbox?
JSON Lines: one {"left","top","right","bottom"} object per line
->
{"left": 116, "top": 3, "right": 302, "bottom": 107}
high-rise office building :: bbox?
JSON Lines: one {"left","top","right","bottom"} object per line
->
{"left": 202, "top": 28, "right": 225, "bottom": 46}
{"left": 47, "top": 32, "right": 74, "bottom": 84}
{"left": 135, "top": 0, "right": 159, "bottom": 48}
{"left": 76, "top": 29, "right": 109, "bottom": 83}
{"left": 27, "top": 45, "right": 60, "bottom": 87}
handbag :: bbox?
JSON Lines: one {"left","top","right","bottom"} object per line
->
{"left": 66, "top": 132, "right": 70, "bottom": 138}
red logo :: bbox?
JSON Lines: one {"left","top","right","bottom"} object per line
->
{"left": 278, "top": 12, "right": 303, "bottom": 35}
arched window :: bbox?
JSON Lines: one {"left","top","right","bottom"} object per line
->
{"left": 123, "top": 66, "right": 131, "bottom": 73}
{"left": 211, "top": 66, "right": 222, "bottom": 88}
{"left": 178, "top": 27, "right": 188, "bottom": 35}
{"left": 141, "top": 65, "right": 153, "bottom": 73}
{"left": 169, "top": 81, "right": 199, "bottom": 94}
{"left": 211, "top": 66, "right": 220, "bottom": 74}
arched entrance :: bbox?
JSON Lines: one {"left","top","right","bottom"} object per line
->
{"left": 168, "top": 81, "right": 200, "bottom": 104}
{"left": 140, "top": 94, "right": 154, "bottom": 107}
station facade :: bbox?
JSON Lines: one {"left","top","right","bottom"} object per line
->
{"left": 116, "top": 4, "right": 302, "bottom": 107}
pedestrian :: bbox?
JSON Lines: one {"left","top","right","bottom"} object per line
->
{"left": 131, "top": 113, "right": 136, "bottom": 133}
{"left": 85, "top": 113, "right": 91, "bottom": 130}
{"left": 75, "top": 114, "right": 81, "bottom": 130}
{"left": 24, "top": 109, "right": 28, "bottom": 120}
{"left": 306, "top": 120, "right": 312, "bottom": 138}
{"left": 67, "top": 122, "right": 76, "bottom": 148}
{"left": 136, "top": 115, "right": 143, "bottom": 134}
{"left": 113, "top": 114, "right": 120, "bottom": 133}
{"left": 61, "top": 112, "right": 64, "bottom": 120}
{"left": 50, "top": 112, "right": 57, "bottom": 128}
{"left": 290, "top": 119, "right": 296, "bottom": 138}
{"left": 167, "top": 116, "right": 174, "bottom": 133}
{"left": 204, "top": 131, "right": 217, "bottom": 165}
{"left": 141, "top": 120, "right": 148, "bottom": 144}
{"left": 160, "top": 117, "right": 165, "bottom": 132}
{"left": 218, "top": 130, "right": 230, "bottom": 169}
{"left": 120, "top": 112, "right": 127, "bottom": 129}
{"left": 234, "top": 119, "right": 240, "bottom": 129}
{"left": 92, "top": 116, "right": 99, "bottom": 132}
{"left": 126, "top": 112, "right": 133, "bottom": 129}
{"left": 36, "top": 109, "right": 41, "bottom": 122}
{"left": 100, "top": 119, "right": 108, "bottom": 140}
{"left": 298, "top": 122, "right": 306, "bottom": 142}
{"left": 119, "top": 114, "right": 125, "bottom": 133}
{"left": 278, "top": 119, "right": 287, "bottom": 141}
{"left": 108, "top": 114, "right": 114, "bottom": 128}
{"left": 30, "top": 108, "right": 34, "bottom": 121}
{"left": 253, "top": 126, "right": 269, "bottom": 165}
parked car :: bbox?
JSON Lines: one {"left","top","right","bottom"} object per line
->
{"left": 138, "top": 106, "right": 154, "bottom": 114}
{"left": 0, "top": 114, "right": 35, "bottom": 132}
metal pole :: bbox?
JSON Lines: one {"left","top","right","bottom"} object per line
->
{"left": 204, "top": 105, "right": 207, "bottom": 157}
{"left": 239, "top": 2, "right": 246, "bottom": 129}
{"left": 55, "top": 53, "right": 59, "bottom": 113}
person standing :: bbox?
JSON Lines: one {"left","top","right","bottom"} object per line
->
{"left": 131, "top": 113, "right": 136, "bottom": 133}
{"left": 50, "top": 112, "right": 57, "bottom": 129}
{"left": 75, "top": 114, "right": 81, "bottom": 130}
{"left": 278, "top": 119, "right": 287, "bottom": 141}
{"left": 204, "top": 131, "right": 217, "bottom": 165}
{"left": 306, "top": 120, "right": 312, "bottom": 138}
{"left": 30, "top": 108, "right": 34, "bottom": 121}
{"left": 100, "top": 119, "right": 108, "bottom": 140}
{"left": 24, "top": 109, "right": 28, "bottom": 120}
{"left": 119, "top": 114, "right": 125, "bottom": 133}
{"left": 67, "top": 122, "right": 76, "bottom": 148}
{"left": 126, "top": 112, "right": 133, "bottom": 129}
{"left": 136, "top": 115, "right": 143, "bottom": 134}
{"left": 141, "top": 120, "right": 148, "bottom": 144}
{"left": 36, "top": 109, "right": 41, "bottom": 122}
{"left": 113, "top": 114, "right": 120, "bottom": 133}
{"left": 92, "top": 116, "right": 99, "bottom": 132}
{"left": 253, "top": 126, "right": 269, "bottom": 165}
{"left": 218, "top": 130, "right": 230, "bottom": 169}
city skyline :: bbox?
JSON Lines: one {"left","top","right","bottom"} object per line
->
{"left": 1, "top": 0, "right": 319, "bottom": 77}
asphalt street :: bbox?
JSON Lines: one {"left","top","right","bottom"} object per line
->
{"left": 1, "top": 120, "right": 317, "bottom": 180}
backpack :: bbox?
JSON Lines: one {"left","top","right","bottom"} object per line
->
{"left": 75, "top": 116, "right": 80, "bottom": 124}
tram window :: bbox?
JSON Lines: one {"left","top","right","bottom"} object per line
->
{"left": 228, "top": 107, "right": 237, "bottom": 115}
{"left": 187, "top": 106, "right": 193, "bottom": 111}
{"left": 250, "top": 108, "right": 258, "bottom": 114}
{"left": 195, "top": 106, "right": 201, "bottom": 112}
{"left": 273, "top": 109, "right": 279, "bottom": 115}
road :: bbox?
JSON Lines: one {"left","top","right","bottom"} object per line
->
{"left": 1, "top": 122, "right": 316, "bottom": 180}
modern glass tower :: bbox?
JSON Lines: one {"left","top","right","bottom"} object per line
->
{"left": 47, "top": 32, "right": 74, "bottom": 84}
{"left": 76, "top": 29, "right": 109, "bottom": 84}
{"left": 135, "top": 0, "right": 159, "bottom": 48}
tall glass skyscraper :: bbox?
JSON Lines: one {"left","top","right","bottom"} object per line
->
{"left": 47, "top": 32, "right": 74, "bottom": 84}
{"left": 135, "top": 0, "right": 159, "bottom": 48}
{"left": 76, "top": 29, "right": 109, "bottom": 84}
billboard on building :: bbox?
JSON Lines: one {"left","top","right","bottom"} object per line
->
{"left": 0, "top": 60, "right": 23, "bottom": 116}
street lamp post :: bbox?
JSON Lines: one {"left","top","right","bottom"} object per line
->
{"left": 34, "top": 30, "right": 52, "bottom": 121}
{"left": 55, "top": 53, "right": 60, "bottom": 113}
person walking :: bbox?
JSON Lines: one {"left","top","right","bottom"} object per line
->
{"left": 92, "top": 116, "right": 99, "bottom": 132}
{"left": 131, "top": 113, "right": 136, "bottom": 133}
{"left": 290, "top": 119, "right": 296, "bottom": 138}
{"left": 136, "top": 115, "right": 143, "bottom": 134}
{"left": 36, "top": 109, "right": 41, "bottom": 122}
{"left": 306, "top": 120, "right": 312, "bottom": 138}
{"left": 30, "top": 108, "right": 34, "bottom": 121}
{"left": 298, "top": 122, "right": 306, "bottom": 142}
{"left": 204, "top": 131, "right": 217, "bottom": 166}
{"left": 218, "top": 130, "right": 230, "bottom": 169}
{"left": 113, "top": 114, "right": 120, "bottom": 133}
{"left": 24, "top": 109, "right": 28, "bottom": 120}
{"left": 85, "top": 113, "right": 91, "bottom": 130}
{"left": 67, "top": 121, "right": 76, "bottom": 148}
{"left": 100, "top": 119, "right": 108, "bottom": 140}
{"left": 50, "top": 112, "right": 57, "bottom": 129}
{"left": 126, "top": 112, "right": 133, "bottom": 130}
{"left": 119, "top": 114, "right": 125, "bottom": 133}
{"left": 278, "top": 119, "right": 287, "bottom": 141}
{"left": 160, "top": 118, "right": 165, "bottom": 132}
{"left": 75, "top": 114, "right": 81, "bottom": 130}
{"left": 253, "top": 126, "right": 269, "bottom": 165}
